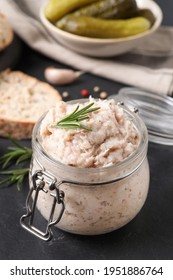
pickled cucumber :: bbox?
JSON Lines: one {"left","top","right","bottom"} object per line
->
{"left": 73, "top": 0, "right": 138, "bottom": 19}
{"left": 56, "top": 15, "right": 151, "bottom": 38}
{"left": 135, "top": 9, "right": 155, "bottom": 26}
{"left": 45, "top": 0, "right": 98, "bottom": 22}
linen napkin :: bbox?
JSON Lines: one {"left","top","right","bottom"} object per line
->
{"left": 1, "top": 0, "right": 173, "bottom": 96}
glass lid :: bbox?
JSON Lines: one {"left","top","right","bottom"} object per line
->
{"left": 110, "top": 87, "right": 173, "bottom": 146}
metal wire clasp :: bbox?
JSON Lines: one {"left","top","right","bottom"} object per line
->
{"left": 20, "top": 170, "right": 65, "bottom": 241}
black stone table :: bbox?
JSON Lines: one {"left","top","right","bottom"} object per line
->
{"left": 0, "top": 0, "right": 173, "bottom": 260}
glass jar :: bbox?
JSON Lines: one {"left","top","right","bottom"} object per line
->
{"left": 21, "top": 101, "right": 150, "bottom": 241}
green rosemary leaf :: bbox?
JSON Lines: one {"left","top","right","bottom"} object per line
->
{"left": 75, "top": 117, "right": 89, "bottom": 123}
{"left": 57, "top": 105, "right": 80, "bottom": 124}
{"left": 16, "top": 152, "right": 32, "bottom": 164}
{"left": 0, "top": 177, "right": 11, "bottom": 185}
{"left": 0, "top": 168, "right": 29, "bottom": 175}
{"left": 0, "top": 138, "right": 32, "bottom": 190}
{"left": 0, "top": 145, "right": 32, "bottom": 168}
{"left": 17, "top": 175, "right": 25, "bottom": 191}
{"left": 0, "top": 168, "right": 29, "bottom": 190}
{"left": 55, "top": 102, "right": 100, "bottom": 131}
{"left": 79, "top": 124, "right": 92, "bottom": 131}
{"left": 9, "top": 137, "right": 28, "bottom": 150}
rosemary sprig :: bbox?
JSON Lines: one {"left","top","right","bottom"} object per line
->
{"left": 0, "top": 168, "right": 29, "bottom": 191}
{"left": 0, "top": 138, "right": 32, "bottom": 168}
{"left": 0, "top": 139, "right": 32, "bottom": 190}
{"left": 55, "top": 102, "right": 100, "bottom": 131}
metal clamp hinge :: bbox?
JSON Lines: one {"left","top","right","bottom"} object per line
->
{"left": 20, "top": 170, "right": 65, "bottom": 241}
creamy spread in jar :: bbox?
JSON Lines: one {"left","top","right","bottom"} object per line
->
{"left": 40, "top": 98, "right": 140, "bottom": 168}
{"left": 26, "top": 97, "right": 150, "bottom": 237}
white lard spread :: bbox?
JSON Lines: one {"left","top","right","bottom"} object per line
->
{"left": 40, "top": 98, "right": 140, "bottom": 167}
{"left": 32, "top": 97, "right": 149, "bottom": 235}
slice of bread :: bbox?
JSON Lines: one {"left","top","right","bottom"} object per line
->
{"left": 0, "top": 12, "right": 14, "bottom": 51}
{"left": 0, "top": 69, "right": 62, "bottom": 139}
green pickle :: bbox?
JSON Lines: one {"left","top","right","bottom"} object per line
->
{"left": 56, "top": 15, "right": 151, "bottom": 39}
{"left": 135, "top": 9, "right": 155, "bottom": 26}
{"left": 73, "top": 0, "right": 138, "bottom": 19}
{"left": 45, "top": 0, "right": 98, "bottom": 22}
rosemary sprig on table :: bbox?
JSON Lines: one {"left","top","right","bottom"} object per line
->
{"left": 0, "top": 138, "right": 32, "bottom": 168}
{"left": 0, "top": 168, "right": 30, "bottom": 191}
{"left": 55, "top": 102, "right": 100, "bottom": 131}
{"left": 0, "top": 138, "right": 32, "bottom": 190}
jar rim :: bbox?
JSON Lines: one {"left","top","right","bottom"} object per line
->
{"left": 32, "top": 100, "right": 148, "bottom": 176}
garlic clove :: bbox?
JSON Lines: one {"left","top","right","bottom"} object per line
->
{"left": 44, "top": 66, "right": 83, "bottom": 85}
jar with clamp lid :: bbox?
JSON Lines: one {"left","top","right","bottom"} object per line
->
{"left": 20, "top": 99, "right": 150, "bottom": 241}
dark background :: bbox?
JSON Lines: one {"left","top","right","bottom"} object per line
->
{"left": 0, "top": 0, "right": 173, "bottom": 260}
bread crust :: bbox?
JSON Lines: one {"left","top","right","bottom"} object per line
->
{"left": 0, "top": 119, "right": 34, "bottom": 139}
{"left": 0, "top": 12, "right": 14, "bottom": 50}
{"left": 0, "top": 69, "right": 62, "bottom": 139}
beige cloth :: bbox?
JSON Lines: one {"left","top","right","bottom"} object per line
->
{"left": 1, "top": 0, "right": 173, "bottom": 96}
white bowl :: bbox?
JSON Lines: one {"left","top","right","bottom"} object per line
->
{"left": 40, "top": 0, "right": 162, "bottom": 57}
